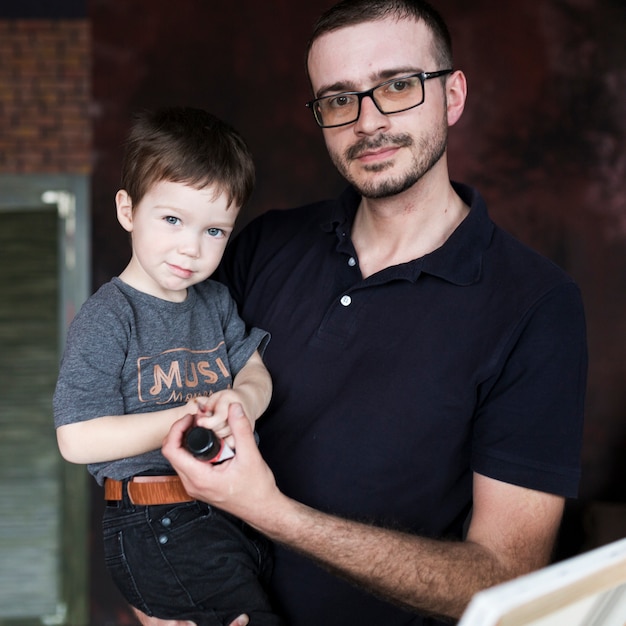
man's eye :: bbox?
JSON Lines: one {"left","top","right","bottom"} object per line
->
{"left": 328, "top": 94, "right": 355, "bottom": 109}
{"left": 389, "top": 80, "right": 410, "bottom": 93}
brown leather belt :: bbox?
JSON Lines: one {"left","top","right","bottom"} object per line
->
{"left": 104, "top": 475, "right": 194, "bottom": 505}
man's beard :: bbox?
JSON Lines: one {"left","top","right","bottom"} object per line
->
{"left": 330, "top": 120, "right": 448, "bottom": 199}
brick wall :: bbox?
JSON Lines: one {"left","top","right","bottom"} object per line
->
{"left": 0, "top": 19, "right": 91, "bottom": 174}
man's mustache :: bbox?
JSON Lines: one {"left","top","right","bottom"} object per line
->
{"left": 345, "top": 134, "right": 413, "bottom": 160}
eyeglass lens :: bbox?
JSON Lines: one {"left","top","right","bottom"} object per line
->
{"left": 314, "top": 74, "right": 425, "bottom": 127}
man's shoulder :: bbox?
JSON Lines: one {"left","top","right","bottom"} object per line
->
{"left": 455, "top": 181, "right": 577, "bottom": 288}
{"left": 491, "top": 224, "right": 575, "bottom": 285}
{"left": 249, "top": 196, "right": 340, "bottom": 234}
{"left": 455, "top": 182, "right": 579, "bottom": 304}
{"left": 231, "top": 195, "right": 346, "bottom": 264}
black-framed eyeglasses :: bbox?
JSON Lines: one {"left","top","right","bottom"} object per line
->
{"left": 305, "top": 69, "right": 453, "bottom": 128}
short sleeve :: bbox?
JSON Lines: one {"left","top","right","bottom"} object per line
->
{"left": 472, "top": 281, "right": 587, "bottom": 497}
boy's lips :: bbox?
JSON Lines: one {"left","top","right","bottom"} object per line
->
{"left": 168, "top": 263, "right": 194, "bottom": 279}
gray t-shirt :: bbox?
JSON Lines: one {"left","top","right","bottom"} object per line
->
{"left": 54, "top": 277, "right": 269, "bottom": 485}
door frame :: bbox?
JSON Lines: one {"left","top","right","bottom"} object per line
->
{"left": 0, "top": 173, "right": 90, "bottom": 626}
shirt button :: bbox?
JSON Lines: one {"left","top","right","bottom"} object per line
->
{"left": 348, "top": 257, "right": 356, "bottom": 267}
{"left": 340, "top": 295, "right": 352, "bottom": 307}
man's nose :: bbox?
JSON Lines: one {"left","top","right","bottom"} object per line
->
{"left": 354, "top": 95, "right": 390, "bottom": 134}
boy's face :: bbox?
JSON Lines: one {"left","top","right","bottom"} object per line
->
{"left": 116, "top": 180, "right": 238, "bottom": 301}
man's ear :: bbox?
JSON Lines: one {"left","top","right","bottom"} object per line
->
{"left": 446, "top": 70, "right": 467, "bottom": 128}
{"left": 115, "top": 189, "right": 134, "bottom": 232}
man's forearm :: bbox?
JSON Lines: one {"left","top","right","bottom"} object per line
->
{"left": 248, "top": 497, "right": 508, "bottom": 620}
{"left": 163, "top": 407, "right": 563, "bottom": 622}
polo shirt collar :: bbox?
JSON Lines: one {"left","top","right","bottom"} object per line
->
{"left": 322, "top": 182, "right": 494, "bottom": 286}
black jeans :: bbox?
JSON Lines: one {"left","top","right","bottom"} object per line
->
{"left": 102, "top": 484, "right": 283, "bottom": 626}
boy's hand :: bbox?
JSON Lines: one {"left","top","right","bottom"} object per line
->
{"left": 194, "top": 389, "right": 248, "bottom": 449}
{"left": 183, "top": 397, "right": 210, "bottom": 418}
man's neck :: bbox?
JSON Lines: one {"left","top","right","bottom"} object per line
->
{"left": 351, "top": 179, "right": 469, "bottom": 279}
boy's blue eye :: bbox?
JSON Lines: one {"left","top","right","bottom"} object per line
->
{"left": 207, "top": 228, "right": 224, "bottom": 237}
{"left": 165, "top": 216, "right": 179, "bottom": 225}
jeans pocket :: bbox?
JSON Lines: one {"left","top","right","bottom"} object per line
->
{"left": 103, "top": 528, "right": 151, "bottom": 615}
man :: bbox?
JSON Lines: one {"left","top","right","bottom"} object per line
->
{"left": 137, "top": 1, "right": 587, "bottom": 624}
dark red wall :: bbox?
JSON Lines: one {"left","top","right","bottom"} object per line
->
{"left": 89, "top": 1, "right": 626, "bottom": 622}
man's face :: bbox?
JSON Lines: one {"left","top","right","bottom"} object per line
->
{"left": 307, "top": 17, "right": 450, "bottom": 199}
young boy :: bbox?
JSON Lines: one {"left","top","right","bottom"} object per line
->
{"left": 53, "top": 107, "right": 282, "bottom": 625}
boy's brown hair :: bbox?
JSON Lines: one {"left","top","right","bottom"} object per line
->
{"left": 120, "top": 107, "right": 255, "bottom": 210}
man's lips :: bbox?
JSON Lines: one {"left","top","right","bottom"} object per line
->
{"left": 355, "top": 145, "right": 400, "bottom": 162}
{"left": 346, "top": 135, "right": 412, "bottom": 162}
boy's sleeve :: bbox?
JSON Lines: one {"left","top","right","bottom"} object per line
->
{"left": 53, "top": 298, "right": 128, "bottom": 427}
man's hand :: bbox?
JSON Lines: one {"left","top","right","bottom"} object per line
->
{"left": 162, "top": 403, "right": 283, "bottom": 527}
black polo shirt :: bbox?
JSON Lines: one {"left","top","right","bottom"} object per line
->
{"left": 218, "top": 183, "right": 587, "bottom": 626}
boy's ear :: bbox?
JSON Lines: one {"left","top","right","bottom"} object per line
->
{"left": 115, "top": 190, "right": 134, "bottom": 232}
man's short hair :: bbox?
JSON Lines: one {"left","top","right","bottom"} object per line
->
{"left": 306, "top": 0, "right": 453, "bottom": 74}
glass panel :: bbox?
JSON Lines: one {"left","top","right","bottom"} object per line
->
{"left": 0, "top": 209, "right": 61, "bottom": 619}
